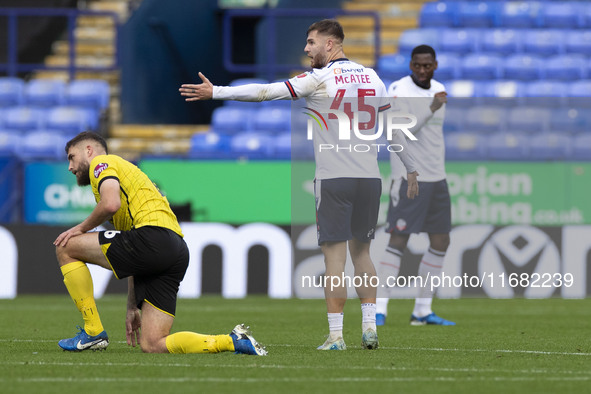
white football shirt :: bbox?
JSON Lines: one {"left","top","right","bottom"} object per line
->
{"left": 388, "top": 75, "right": 447, "bottom": 182}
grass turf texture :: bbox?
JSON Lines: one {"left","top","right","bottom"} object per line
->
{"left": 0, "top": 296, "right": 589, "bottom": 394}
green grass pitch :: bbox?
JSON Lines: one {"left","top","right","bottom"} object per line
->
{"left": 0, "top": 295, "right": 589, "bottom": 394}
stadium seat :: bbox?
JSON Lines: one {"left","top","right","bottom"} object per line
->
{"left": 445, "top": 80, "right": 476, "bottom": 109}
{"left": 506, "top": 106, "right": 551, "bottom": 133}
{"left": 584, "top": 3, "right": 591, "bottom": 28}
{"left": 24, "top": 79, "right": 66, "bottom": 107}
{"left": 567, "top": 80, "right": 591, "bottom": 107}
{"left": 464, "top": 105, "right": 506, "bottom": 133}
{"left": 543, "top": 55, "right": 587, "bottom": 81}
{"left": 439, "top": 29, "right": 479, "bottom": 54}
{"left": 445, "top": 132, "right": 487, "bottom": 160}
{"left": 540, "top": 2, "right": 582, "bottom": 29}
{"left": 503, "top": 54, "right": 543, "bottom": 80}
{"left": 66, "top": 79, "right": 110, "bottom": 112}
{"left": 45, "top": 106, "right": 96, "bottom": 135}
{"left": 419, "top": 1, "right": 457, "bottom": 28}
{"left": 188, "top": 131, "right": 231, "bottom": 159}
{"left": 571, "top": 134, "right": 591, "bottom": 160}
{"left": 486, "top": 132, "right": 529, "bottom": 161}
{"left": 565, "top": 30, "right": 591, "bottom": 55}
{"left": 549, "top": 107, "right": 591, "bottom": 134}
{"left": 272, "top": 132, "right": 291, "bottom": 160}
{"left": 528, "top": 133, "right": 571, "bottom": 161}
{"left": 478, "top": 80, "right": 524, "bottom": 107}
{"left": 498, "top": 1, "right": 542, "bottom": 28}
{"left": 0, "top": 130, "right": 21, "bottom": 156}
{"left": 443, "top": 106, "right": 466, "bottom": 132}
{"left": 378, "top": 54, "right": 410, "bottom": 80}
{"left": 522, "top": 29, "right": 565, "bottom": 56}
{"left": 433, "top": 52, "right": 462, "bottom": 80}
{"left": 457, "top": 2, "right": 499, "bottom": 28}
{"left": 460, "top": 53, "right": 502, "bottom": 80}
{"left": 0, "top": 77, "right": 24, "bottom": 107}
{"left": 290, "top": 127, "right": 314, "bottom": 160}
{"left": 229, "top": 131, "right": 274, "bottom": 159}
{"left": 478, "top": 29, "right": 520, "bottom": 55}
{"left": 16, "top": 130, "right": 67, "bottom": 160}
{"left": 3, "top": 106, "right": 47, "bottom": 132}
{"left": 397, "top": 29, "right": 440, "bottom": 55}
{"left": 211, "top": 106, "right": 254, "bottom": 134}
{"left": 252, "top": 107, "right": 291, "bottom": 134}
{"left": 523, "top": 81, "right": 567, "bottom": 107}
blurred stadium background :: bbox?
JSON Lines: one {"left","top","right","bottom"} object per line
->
{"left": 0, "top": 0, "right": 589, "bottom": 300}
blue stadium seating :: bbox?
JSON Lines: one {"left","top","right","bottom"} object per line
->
{"left": 211, "top": 106, "right": 253, "bottom": 134}
{"left": 398, "top": 29, "right": 440, "bottom": 54}
{"left": 419, "top": 1, "right": 457, "bottom": 27}
{"left": 549, "top": 107, "right": 591, "bottom": 134}
{"left": 24, "top": 79, "right": 66, "bottom": 107}
{"left": 16, "top": 130, "right": 67, "bottom": 160}
{"left": 543, "top": 55, "right": 587, "bottom": 81}
{"left": 443, "top": 106, "right": 465, "bottom": 133}
{"left": 0, "top": 130, "right": 21, "bottom": 156}
{"left": 478, "top": 80, "right": 524, "bottom": 106}
{"left": 486, "top": 132, "right": 529, "bottom": 160}
{"left": 498, "top": 1, "right": 542, "bottom": 28}
{"left": 540, "top": 2, "right": 582, "bottom": 28}
{"left": 252, "top": 107, "right": 291, "bottom": 133}
{"left": 567, "top": 80, "right": 591, "bottom": 107}
{"left": 565, "top": 30, "right": 591, "bottom": 55}
{"left": 528, "top": 133, "right": 571, "bottom": 160}
{"left": 571, "top": 134, "right": 591, "bottom": 160}
{"left": 439, "top": 29, "right": 479, "bottom": 54}
{"left": 66, "top": 79, "right": 110, "bottom": 112}
{"left": 434, "top": 52, "right": 462, "bottom": 80}
{"left": 377, "top": 54, "right": 409, "bottom": 80}
{"left": 445, "top": 80, "right": 476, "bottom": 109}
{"left": 460, "top": 53, "right": 502, "bottom": 80}
{"left": 584, "top": 3, "right": 591, "bottom": 29}
{"left": 0, "top": 77, "right": 24, "bottom": 107}
{"left": 45, "top": 106, "right": 95, "bottom": 135}
{"left": 478, "top": 29, "right": 521, "bottom": 54}
{"left": 502, "top": 54, "right": 543, "bottom": 80}
{"left": 523, "top": 81, "right": 567, "bottom": 107}
{"left": 522, "top": 29, "right": 565, "bottom": 56}
{"left": 272, "top": 132, "right": 291, "bottom": 160}
{"left": 188, "top": 131, "right": 231, "bottom": 159}
{"left": 457, "top": 2, "right": 499, "bottom": 28}
{"left": 445, "top": 132, "right": 487, "bottom": 160}
{"left": 229, "top": 131, "right": 274, "bottom": 159}
{"left": 506, "top": 106, "right": 551, "bottom": 133}
{"left": 3, "top": 106, "right": 47, "bottom": 132}
{"left": 464, "top": 105, "right": 506, "bottom": 133}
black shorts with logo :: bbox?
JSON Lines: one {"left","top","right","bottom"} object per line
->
{"left": 98, "top": 226, "right": 189, "bottom": 317}
{"left": 314, "top": 177, "right": 381, "bottom": 245}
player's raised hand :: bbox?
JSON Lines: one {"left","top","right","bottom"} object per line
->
{"left": 406, "top": 171, "right": 419, "bottom": 199}
{"left": 430, "top": 91, "right": 447, "bottom": 113}
{"left": 179, "top": 72, "right": 213, "bottom": 101}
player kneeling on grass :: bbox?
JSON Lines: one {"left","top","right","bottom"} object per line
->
{"left": 54, "top": 131, "right": 266, "bottom": 355}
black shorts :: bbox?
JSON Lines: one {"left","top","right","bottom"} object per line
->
{"left": 98, "top": 226, "right": 189, "bottom": 317}
{"left": 314, "top": 177, "right": 381, "bottom": 245}
{"left": 386, "top": 178, "right": 452, "bottom": 235}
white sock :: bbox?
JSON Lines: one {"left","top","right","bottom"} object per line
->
{"left": 376, "top": 245, "right": 403, "bottom": 315}
{"left": 327, "top": 312, "right": 343, "bottom": 339}
{"left": 361, "top": 303, "right": 376, "bottom": 332}
{"left": 413, "top": 247, "right": 445, "bottom": 317}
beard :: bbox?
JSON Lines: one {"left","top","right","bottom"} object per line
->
{"left": 310, "top": 52, "right": 326, "bottom": 69}
{"left": 76, "top": 163, "right": 91, "bottom": 186}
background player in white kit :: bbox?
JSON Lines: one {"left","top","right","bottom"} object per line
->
{"left": 376, "top": 45, "right": 455, "bottom": 326}
{"left": 179, "top": 19, "right": 419, "bottom": 349}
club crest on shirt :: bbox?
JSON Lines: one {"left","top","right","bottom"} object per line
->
{"left": 94, "top": 163, "right": 108, "bottom": 178}
{"left": 396, "top": 219, "right": 407, "bottom": 231}
{"left": 297, "top": 73, "right": 307, "bottom": 78}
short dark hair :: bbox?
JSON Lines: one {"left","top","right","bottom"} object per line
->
{"left": 65, "top": 131, "right": 108, "bottom": 154}
{"left": 307, "top": 19, "right": 345, "bottom": 43}
{"left": 411, "top": 44, "right": 436, "bottom": 60}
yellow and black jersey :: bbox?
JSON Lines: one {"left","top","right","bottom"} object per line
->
{"left": 89, "top": 154, "right": 183, "bottom": 237}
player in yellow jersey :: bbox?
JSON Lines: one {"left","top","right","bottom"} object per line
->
{"left": 53, "top": 131, "right": 266, "bottom": 355}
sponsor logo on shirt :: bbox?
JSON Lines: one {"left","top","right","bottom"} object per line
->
{"left": 94, "top": 163, "right": 108, "bottom": 178}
